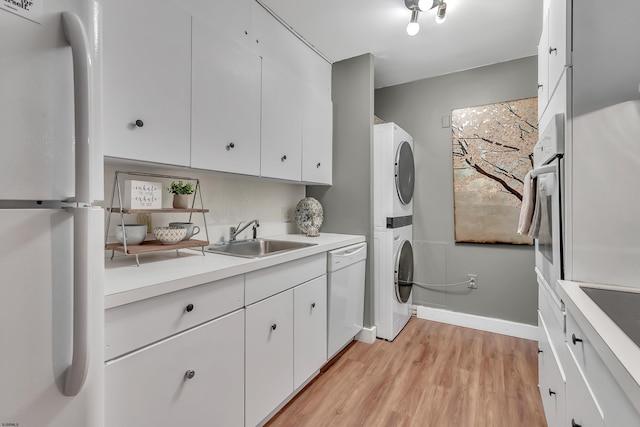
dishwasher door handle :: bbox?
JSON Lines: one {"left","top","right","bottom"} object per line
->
{"left": 341, "top": 245, "right": 366, "bottom": 256}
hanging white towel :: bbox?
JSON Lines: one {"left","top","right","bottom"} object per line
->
{"left": 528, "top": 188, "right": 542, "bottom": 239}
{"left": 517, "top": 170, "right": 536, "bottom": 235}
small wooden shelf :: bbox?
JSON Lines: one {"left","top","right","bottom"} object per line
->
{"left": 106, "top": 239, "right": 209, "bottom": 255}
{"left": 108, "top": 207, "right": 209, "bottom": 214}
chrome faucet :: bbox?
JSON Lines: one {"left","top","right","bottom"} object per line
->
{"left": 229, "top": 219, "right": 260, "bottom": 241}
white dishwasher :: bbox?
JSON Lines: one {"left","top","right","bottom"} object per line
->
{"left": 327, "top": 242, "right": 367, "bottom": 359}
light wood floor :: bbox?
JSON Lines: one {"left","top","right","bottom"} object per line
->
{"left": 267, "top": 317, "right": 547, "bottom": 427}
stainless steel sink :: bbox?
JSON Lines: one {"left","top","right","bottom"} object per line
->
{"left": 203, "top": 239, "right": 316, "bottom": 258}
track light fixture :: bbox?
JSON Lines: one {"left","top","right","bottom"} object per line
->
{"left": 404, "top": 0, "right": 447, "bottom": 36}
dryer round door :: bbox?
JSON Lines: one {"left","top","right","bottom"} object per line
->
{"left": 395, "top": 140, "right": 415, "bottom": 205}
{"left": 394, "top": 239, "right": 414, "bottom": 303}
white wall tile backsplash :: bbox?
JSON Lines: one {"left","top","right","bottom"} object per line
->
{"left": 103, "top": 162, "right": 304, "bottom": 244}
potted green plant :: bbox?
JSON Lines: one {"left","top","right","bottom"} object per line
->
{"left": 168, "top": 180, "right": 194, "bottom": 209}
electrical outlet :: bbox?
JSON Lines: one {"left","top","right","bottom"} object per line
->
{"left": 137, "top": 213, "right": 152, "bottom": 232}
{"left": 467, "top": 274, "right": 478, "bottom": 289}
{"left": 281, "top": 207, "right": 293, "bottom": 222}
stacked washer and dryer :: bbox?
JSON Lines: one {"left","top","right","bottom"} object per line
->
{"left": 373, "top": 122, "right": 415, "bottom": 341}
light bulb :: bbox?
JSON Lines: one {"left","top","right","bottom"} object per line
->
{"left": 417, "top": 0, "right": 430, "bottom": 11}
{"left": 436, "top": 2, "right": 447, "bottom": 23}
{"left": 406, "top": 21, "right": 420, "bottom": 36}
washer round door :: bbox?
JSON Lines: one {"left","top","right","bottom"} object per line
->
{"left": 395, "top": 140, "right": 415, "bottom": 205}
{"left": 394, "top": 240, "right": 414, "bottom": 303}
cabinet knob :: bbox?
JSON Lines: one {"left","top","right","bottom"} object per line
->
{"left": 548, "top": 388, "right": 556, "bottom": 396}
{"left": 537, "top": 84, "right": 543, "bottom": 89}
{"left": 226, "top": 142, "right": 235, "bottom": 150}
{"left": 311, "top": 302, "right": 316, "bottom": 309}
{"left": 281, "top": 155, "right": 287, "bottom": 162}
{"left": 185, "top": 303, "right": 194, "bottom": 313}
{"left": 316, "top": 162, "right": 321, "bottom": 168}
{"left": 538, "top": 348, "right": 543, "bottom": 354}
{"left": 549, "top": 47, "right": 557, "bottom": 54}
{"left": 571, "top": 333, "right": 583, "bottom": 345}
{"left": 184, "top": 370, "right": 195, "bottom": 380}
{"left": 271, "top": 323, "right": 277, "bottom": 331}
{"left": 571, "top": 419, "right": 582, "bottom": 427}
{"left": 134, "top": 119, "right": 144, "bottom": 128}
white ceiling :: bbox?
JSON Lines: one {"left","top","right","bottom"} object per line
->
{"left": 258, "top": 0, "right": 542, "bottom": 89}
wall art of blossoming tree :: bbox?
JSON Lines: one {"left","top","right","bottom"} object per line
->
{"left": 451, "top": 97, "right": 538, "bottom": 244}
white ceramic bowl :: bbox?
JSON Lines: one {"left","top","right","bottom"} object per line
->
{"left": 153, "top": 226, "right": 187, "bottom": 245}
{"left": 115, "top": 224, "right": 147, "bottom": 245}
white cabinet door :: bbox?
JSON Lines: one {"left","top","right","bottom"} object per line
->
{"left": 105, "top": 310, "right": 245, "bottom": 427}
{"left": 565, "top": 347, "right": 605, "bottom": 427}
{"left": 547, "top": 0, "right": 569, "bottom": 93}
{"left": 102, "top": 0, "right": 191, "bottom": 166}
{"left": 293, "top": 276, "right": 327, "bottom": 389}
{"left": 302, "top": 89, "right": 333, "bottom": 185}
{"left": 191, "top": 19, "right": 261, "bottom": 176}
{"left": 537, "top": 11, "right": 550, "bottom": 119}
{"left": 261, "top": 58, "right": 302, "bottom": 181}
{"left": 538, "top": 312, "right": 566, "bottom": 427}
{"left": 245, "top": 289, "right": 294, "bottom": 426}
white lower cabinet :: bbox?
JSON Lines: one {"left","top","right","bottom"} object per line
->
{"left": 245, "top": 289, "right": 294, "bottom": 427}
{"left": 538, "top": 312, "right": 566, "bottom": 427}
{"left": 105, "top": 309, "right": 245, "bottom": 427}
{"left": 245, "top": 272, "right": 328, "bottom": 426}
{"left": 293, "top": 276, "right": 327, "bottom": 389}
{"left": 564, "top": 345, "right": 604, "bottom": 427}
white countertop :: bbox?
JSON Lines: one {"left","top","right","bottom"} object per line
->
{"left": 557, "top": 280, "right": 640, "bottom": 414}
{"left": 104, "top": 233, "right": 365, "bottom": 309}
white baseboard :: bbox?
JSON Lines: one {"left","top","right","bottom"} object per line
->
{"left": 416, "top": 305, "right": 539, "bottom": 341}
{"left": 355, "top": 326, "right": 377, "bottom": 344}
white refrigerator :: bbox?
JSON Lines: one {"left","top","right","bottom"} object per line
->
{"left": 0, "top": 1, "right": 104, "bottom": 426}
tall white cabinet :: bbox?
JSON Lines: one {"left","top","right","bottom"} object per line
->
{"left": 537, "top": 1, "right": 640, "bottom": 426}
{"left": 102, "top": 0, "right": 191, "bottom": 166}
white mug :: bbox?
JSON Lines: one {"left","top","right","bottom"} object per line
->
{"left": 168, "top": 222, "right": 201, "bottom": 240}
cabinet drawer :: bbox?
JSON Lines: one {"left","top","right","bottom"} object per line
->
{"left": 538, "top": 278, "right": 565, "bottom": 356}
{"left": 105, "top": 275, "right": 244, "bottom": 360}
{"left": 105, "top": 310, "right": 245, "bottom": 427}
{"left": 245, "top": 253, "right": 326, "bottom": 305}
{"left": 565, "top": 343, "right": 604, "bottom": 427}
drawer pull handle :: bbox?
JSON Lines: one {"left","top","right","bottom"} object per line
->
{"left": 184, "top": 370, "right": 195, "bottom": 380}
{"left": 271, "top": 323, "right": 277, "bottom": 331}
{"left": 185, "top": 303, "right": 194, "bottom": 313}
{"left": 548, "top": 388, "right": 556, "bottom": 396}
{"left": 134, "top": 119, "right": 144, "bottom": 128}
{"left": 311, "top": 302, "right": 316, "bottom": 309}
{"left": 572, "top": 334, "right": 583, "bottom": 345}
{"left": 571, "top": 419, "right": 582, "bottom": 427}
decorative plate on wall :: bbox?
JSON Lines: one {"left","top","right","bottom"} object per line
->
{"left": 295, "top": 197, "right": 324, "bottom": 237}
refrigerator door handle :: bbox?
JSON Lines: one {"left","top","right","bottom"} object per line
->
{"left": 62, "top": 12, "right": 92, "bottom": 205}
{"left": 63, "top": 207, "right": 91, "bottom": 397}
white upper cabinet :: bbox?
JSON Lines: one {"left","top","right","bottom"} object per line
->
{"left": 547, "top": 0, "right": 570, "bottom": 92}
{"left": 261, "top": 58, "right": 303, "bottom": 181}
{"left": 537, "top": 10, "right": 550, "bottom": 119}
{"left": 190, "top": 18, "right": 261, "bottom": 176}
{"left": 538, "top": 0, "right": 571, "bottom": 120}
{"left": 102, "top": 0, "right": 191, "bottom": 166}
{"left": 180, "top": 0, "right": 253, "bottom": 46}
{"left": 302, "top": 88, "right": 333, "bottom": 185}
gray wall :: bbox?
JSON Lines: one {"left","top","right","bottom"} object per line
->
{"left": 375, "top": 56, "right": 539, "bottom": 325}
{"left": 307, "top": 53, "right": 376, "bottom": 327}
